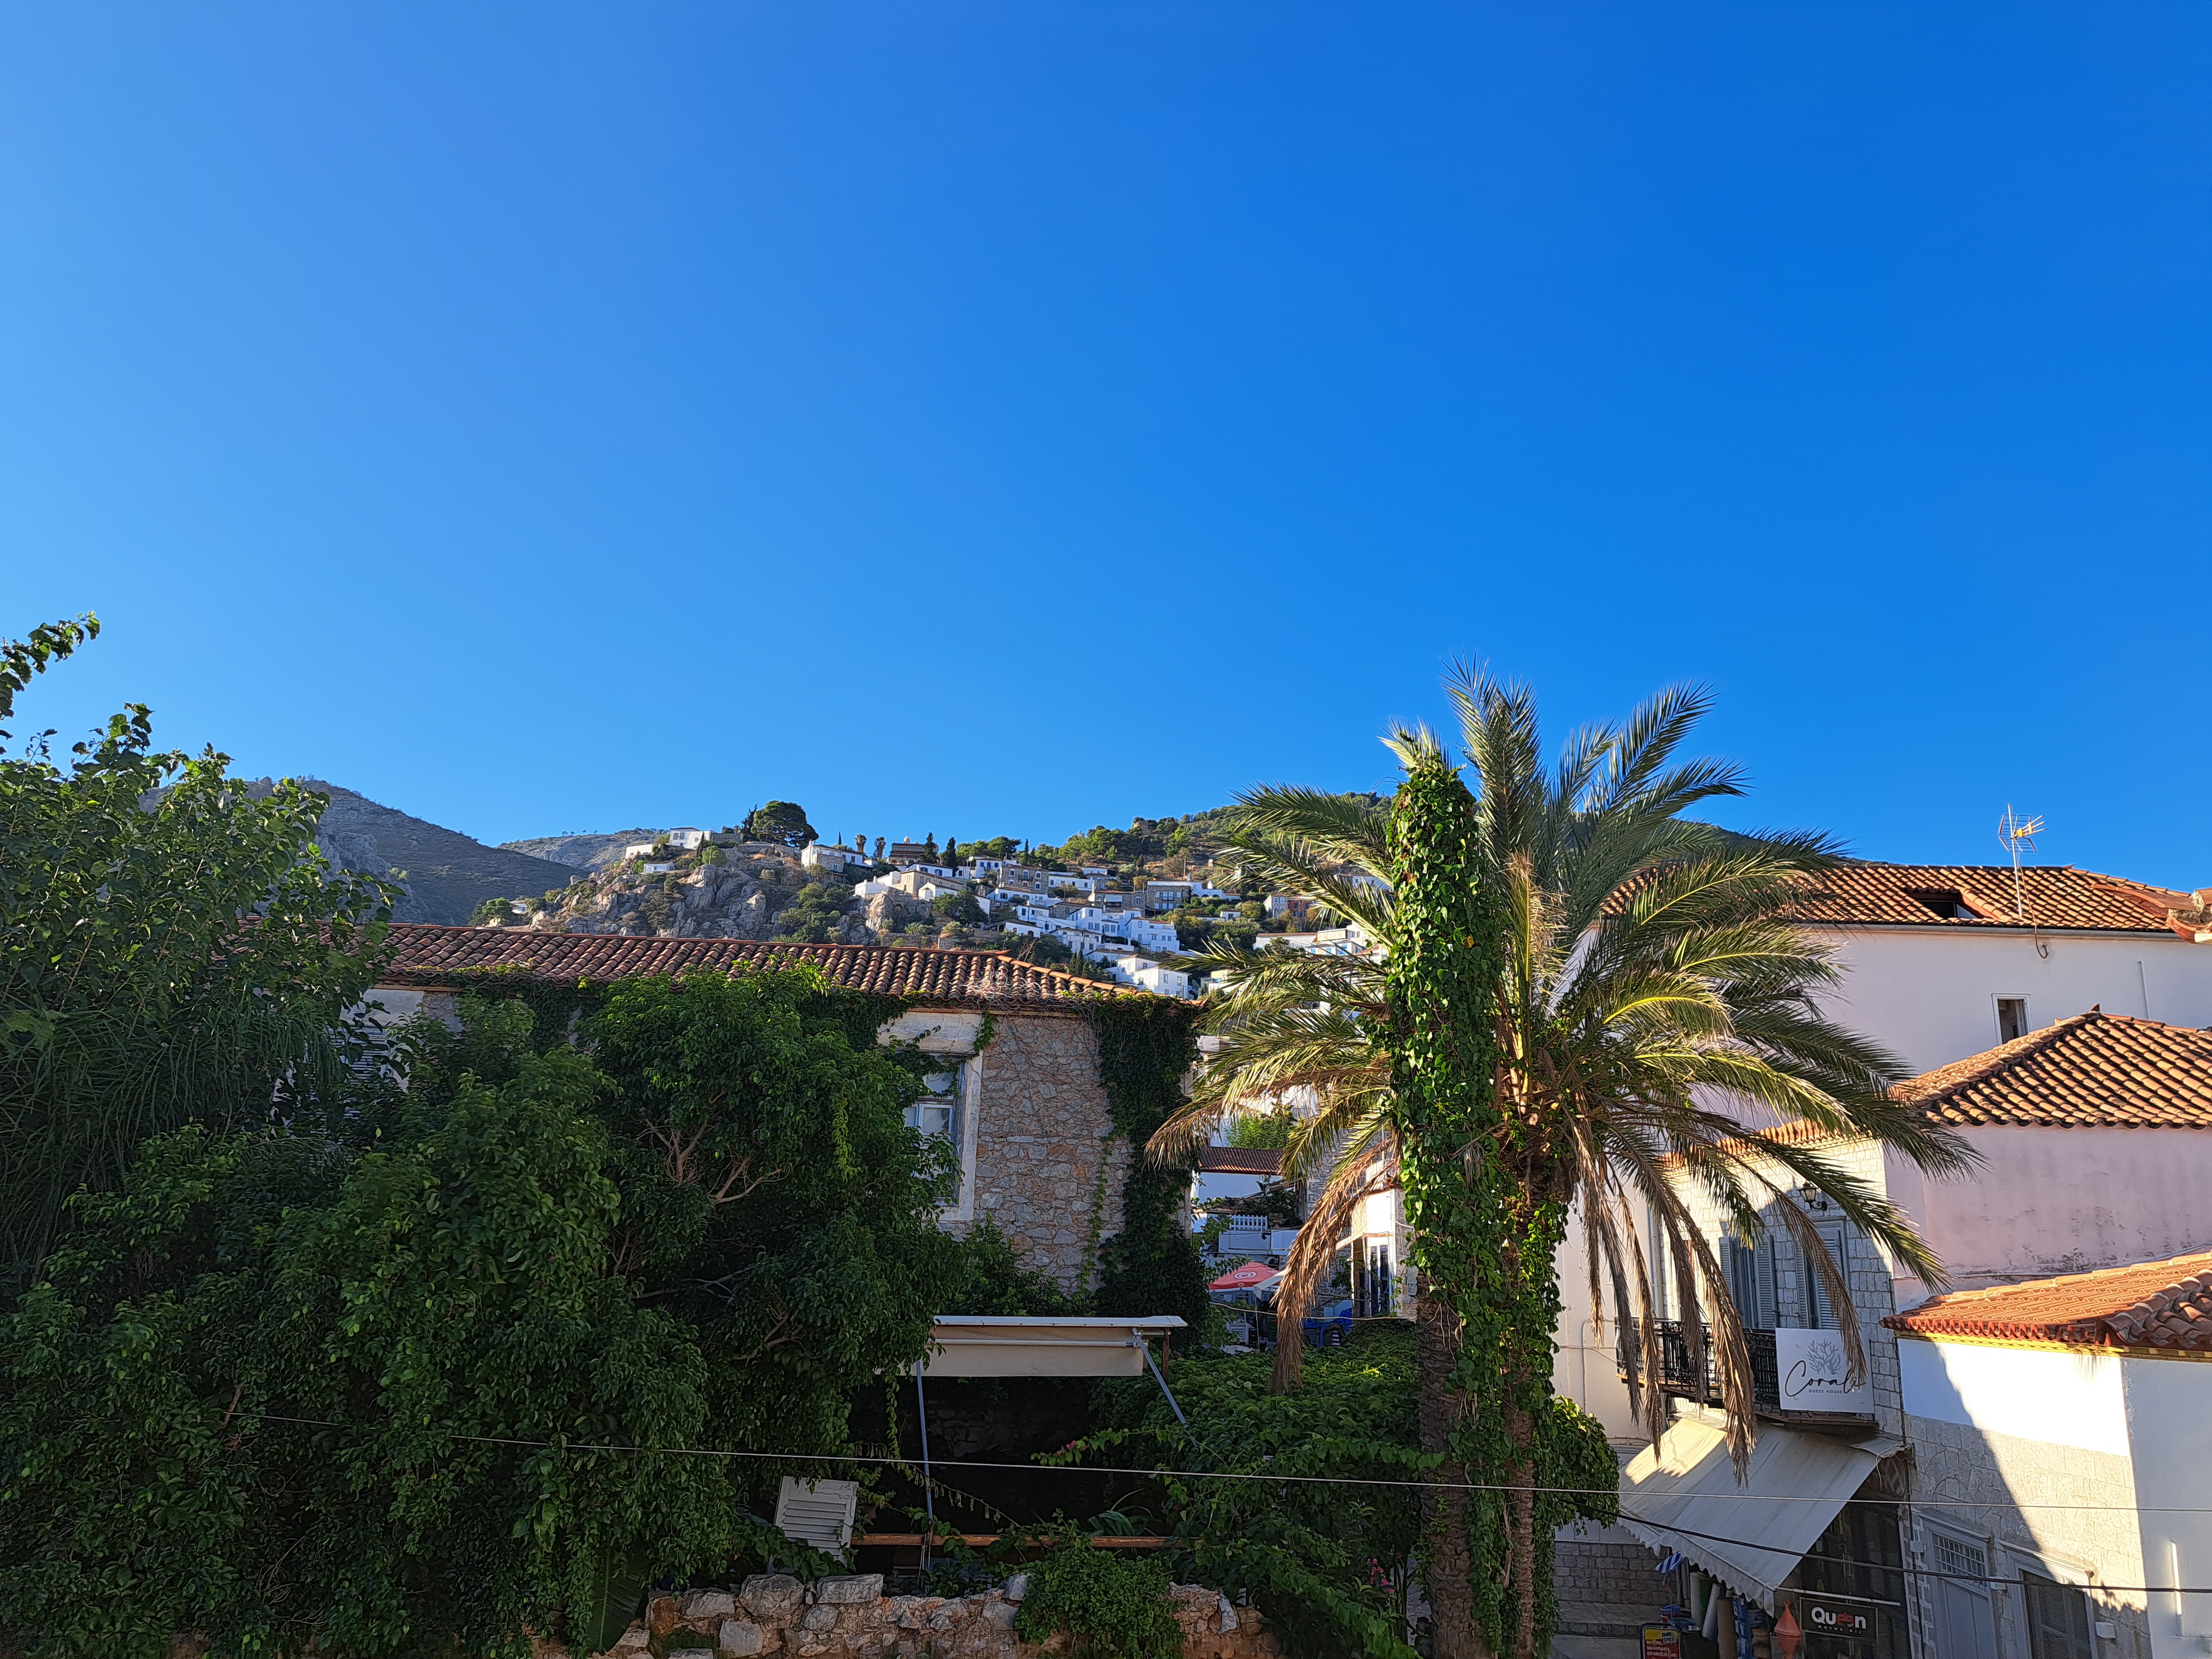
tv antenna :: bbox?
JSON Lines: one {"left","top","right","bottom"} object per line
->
{"left": 1998, "top": 805, "right": 2047, "bottom": 953}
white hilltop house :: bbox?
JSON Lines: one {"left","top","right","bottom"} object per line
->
{"left": 621, "top": 826, "right": 709, "bottom": 859}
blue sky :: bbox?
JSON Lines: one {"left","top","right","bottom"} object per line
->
{"left": 4, "top": 4, "right": 2208, "bottom": 882}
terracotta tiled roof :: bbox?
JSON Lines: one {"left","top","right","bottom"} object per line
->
{"left": 1198, "top": 1146, "right": 1285, "bottom": 1175}
{"left": 1885, "top": 1249, "right": 2212, "bottom": 1350}
{"left": 1891, "top": 1009, "right": 2212, "bottom": 1129}
{"left": 1783, "top": 863, "right": 2201, "bottom": 936}
{"left": 376, "top": 922, "right": 1129, "bottom": 1006}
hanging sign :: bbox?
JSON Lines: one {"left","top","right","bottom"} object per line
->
{"left": 1801, "top": 1601, "right": 1876, "bottom": 1639}
{"left": 1774, "top": 1328, "right": 1874, "bottom": 1413}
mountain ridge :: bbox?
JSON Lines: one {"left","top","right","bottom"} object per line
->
{"left": 272, "top": 780, "right": 590, "bottom": 926}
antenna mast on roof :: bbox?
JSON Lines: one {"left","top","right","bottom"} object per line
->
{"left": 1998, "top": 805, "right": 2047, "bottom": 950}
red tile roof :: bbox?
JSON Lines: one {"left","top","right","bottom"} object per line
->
{"left": 376, "top": 922, "right": 1130, "bottom": 1006}
{"left": 1886, "top": 1249, "right": 2212, "bottom": 1350}
{"left": 1199, "top": 1146, "right": 1285, "bottom": 1175}
{"left": 1787, "top": 864, "right": 2201, "bottom": 936}
{"left": 1892, "top": 1009, "right": 2212, "bottom": 1129}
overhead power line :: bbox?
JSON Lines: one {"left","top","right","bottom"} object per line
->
{"left": 230, "top": 1411, "right": 2212, "bottom": 1517}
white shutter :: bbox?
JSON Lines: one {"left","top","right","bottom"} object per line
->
{"left": 774, "top": 1477, "right": 858, "bottom": 1552}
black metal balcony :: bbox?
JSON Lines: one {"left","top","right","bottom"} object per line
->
{"left": 1617, "top": 1320, "right": 1782, "bottom": 1414}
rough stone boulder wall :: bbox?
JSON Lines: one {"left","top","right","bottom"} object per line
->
{"left": 573, "top": 1571, "right": 1282, "bottom": 1659}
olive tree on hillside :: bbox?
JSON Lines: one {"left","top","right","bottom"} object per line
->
{"left": 741, "top": 799, "right": 817, "bottom": 847}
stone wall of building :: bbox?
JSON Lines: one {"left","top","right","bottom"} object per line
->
{"left": 1900, "top": 1412, "right": 2152, "bottom": 1659}
{"left": 962, "top": 1013, "right": 1127, "bottom": 1292}
{"left": 1553, "top": 1532, "right": 1668, "bottom": 1615}
{"left": 583, "top": 1572, "right": 1279, "bottom": 1659}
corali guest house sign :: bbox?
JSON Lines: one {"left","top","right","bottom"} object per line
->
{"left": 1774, "top": 1328, "right": 1873, "bottom": 1414}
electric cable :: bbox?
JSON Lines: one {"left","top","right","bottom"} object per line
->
{"left": 226, "top": 1412, "right": 2212, "bottom": 1515}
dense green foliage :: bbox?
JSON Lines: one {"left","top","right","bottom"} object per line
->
{"left": 931, "top": 890, "right": 988, "bottom": 927}
{"left": 1087, "top": 998, "right": 1213, "bottom": 1341}
{"left": 740, "top": 800, "right": 817, "bottom": 847}
{"left": 0, "top": 971, "right": 961, "bottom": 1657}
{"left": 1070, "top": 1324, "right": 1617, "bottom": 1659}
{"left": 1383, "top": 740, "right": 1522, "bottom": 1656}
{"left": 1224, "top": 1111, "right": 1292, "bottom": 1150}
{"left": 1013, "top": 1539, "right": 1181, "bottom": 1659}
{"left": 0, "top": 617, "right": 395, "bottom": 1284}
{"left": 771, "top": 878, "right": 854, "bottom": 942}
{"left": 942, "top": 1216, "right": 1080, "bottom": 1316}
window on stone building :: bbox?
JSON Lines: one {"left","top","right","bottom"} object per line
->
{"left": 1804, "top": 1223, "right": 1847, "bottom": 1329}
{"left": 906, "top": 1064, "right": 961, "bottom": 1139}
{"left": 2023, "top": 1574, "right": 2094, "bottom": 1659}
{"left": 1724, "top": 1232, "right": 1778, "bottom": 1329}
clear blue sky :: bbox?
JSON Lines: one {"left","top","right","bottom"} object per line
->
{"left": 5, "top": 4, "right": 2208, "bottom": 883}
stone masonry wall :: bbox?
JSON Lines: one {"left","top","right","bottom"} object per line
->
{"left": 960, "top": 1013, "right": 1127, "bottom": 1292}
{"left": 572, "top": 1572, "right": 1279, "bottom": 1659}
{"left": 1900, "top": 1409, "right": 2152, "bottom": 1659}
{"left": 1553, "top": 1535, "right": 1668, "bottom": 1612}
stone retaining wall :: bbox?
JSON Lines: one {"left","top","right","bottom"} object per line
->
{"left": 581, "top": 1571, "right": 1279, "bottom": 1659}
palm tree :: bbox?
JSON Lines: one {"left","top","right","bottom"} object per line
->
{"left": 1154, "top": 666, "right": 1975, "bottom": 1659}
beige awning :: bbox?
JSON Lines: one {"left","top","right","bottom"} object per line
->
{"left": 1618, "top": 1415, "right": 1901, "bottom": 1611}
{"left": 913, "top": 1315, "right": 1187, "bottom": 1378}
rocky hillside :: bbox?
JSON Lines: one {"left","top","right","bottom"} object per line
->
{"left": 265, "top": 780, "right": 587, "bottom": 926}
{"left": 498, "top": 830, "right": 653, "bottom": 873}
{"left": 487, "top": 841, "right": 1013, "bottom": 951}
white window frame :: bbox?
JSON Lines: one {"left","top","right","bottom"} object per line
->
{"left": 904, "top": 1058, "right": 983, "bottom": 1222}
{"left": 1993, "top": 994, "right": 2030, "bottom": 1045}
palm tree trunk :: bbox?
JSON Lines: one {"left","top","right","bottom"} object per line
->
{"left": 1417, "top": 1282, "right": 1489, "bottom": 1659}
{"left": 1501, "top": 1399, "right": 1540, "bottom": 1659}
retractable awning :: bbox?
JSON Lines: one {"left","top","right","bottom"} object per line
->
{"left": 911, "top": 1315, "right": 1187, "bottom": 1378}
{"left": 899, "top": 1316, "right": 1192, "bottom": 1551}
{"left": 1618, "top": 1416, "right": 1901, "bottom": 1611}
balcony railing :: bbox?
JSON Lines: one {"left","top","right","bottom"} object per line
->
{"left": 1617, "top": 1320, "right": 1784, "bottom": 1414}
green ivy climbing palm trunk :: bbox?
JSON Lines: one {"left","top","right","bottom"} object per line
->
{"left": 1384, "top": 744, "right": 1506, "bottom": 1659}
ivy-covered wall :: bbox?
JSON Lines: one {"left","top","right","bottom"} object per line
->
{"left": 1088, "top": 996, "right": 1213, "bottom": 1339}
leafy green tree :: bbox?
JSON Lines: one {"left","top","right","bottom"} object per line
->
{"left": 0, "top": 1052, "right": 730, "bottom": 1658}
{"left": 471, "top": 895, "right": 516, "bottom": 925}
{"left": 1067, "top": 1324, "right": 1617, "bottom": 1659}
{"left": 741, "top": 800, "right": 817, "bottom": 847}
{"left": 0, "top": 969, "right": 962, "bottom": 1656}
{"left": 1156, "top": 669, "right": 1972, "bottom": 1659}
{"left": 772, "top": 879, "right": 852, "bottom": 943}
{"left": 931, "top": 890, "right": 987, "bottom": 927}
{"left": 583, "top": 970, "right": 967, "bottom": 1452}
{"left": 1225, "top": 1110, "right": 1292, "bottom": 1150}
{"left": 943, "top": 1217, "right": 1078, "bottom": 1316}
{"left": 0, "top": 616, "right": 395, "bottom": 1283}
